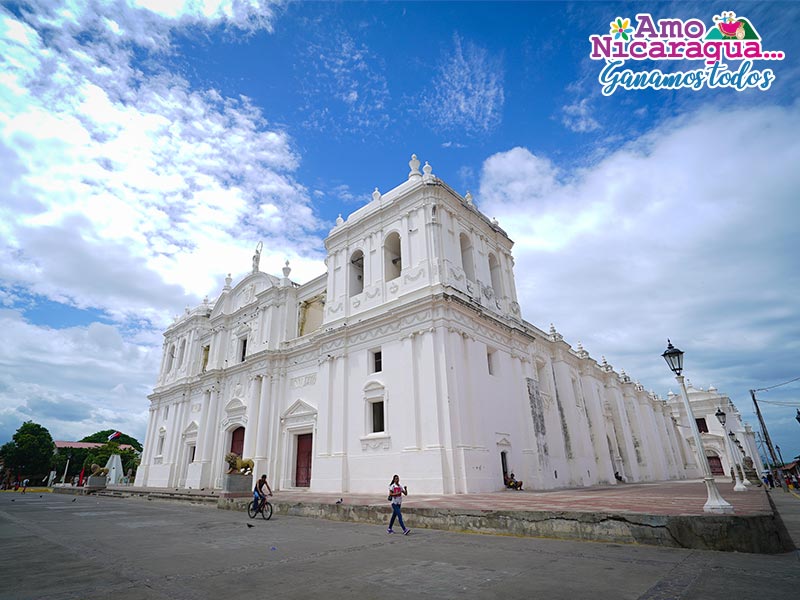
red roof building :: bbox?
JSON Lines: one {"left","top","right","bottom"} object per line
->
{"left": 54, "top": 441, "right": 136, "bottom": 452}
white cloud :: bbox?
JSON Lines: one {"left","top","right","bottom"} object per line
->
{"left": 0, "top": 309, "right": 158, "bottom": 443}
{"left": 561, "top": 97, "right": 600, "bottom": 133}
{"left": 299, "top": 28, "right": 390, "bottom": 135}
{"left": 0, "top": 2, "right": 323, "bottom": 320}
{"left": 478, "top": 103, "right": 800, "bottom": 445}
{"left": 422, "top": 33, "right": 504, "bottom": 136}
{"left": 0, "top": 1, "right": 326, "bottom": 443}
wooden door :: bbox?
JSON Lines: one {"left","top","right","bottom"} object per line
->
{"left": 707, "top": 456, "right": 724, "bottom": 475}
{"left": 230, "top": 427, "right": 245, "bottom": 457}
{"left": 295, "top": 434, "right": 312, "bottom": 487}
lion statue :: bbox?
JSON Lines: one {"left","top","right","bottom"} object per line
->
{"left": 90, "top": 463, "right": 109, "bottom": 477}
{"left": 224, "top": 453, "right": 254, "bottom": 475}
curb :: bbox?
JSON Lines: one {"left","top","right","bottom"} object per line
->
{"left": 216, "top": 497, "right": 792, "bottom": 554}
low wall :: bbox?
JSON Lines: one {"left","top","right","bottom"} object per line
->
{"left": 217, "top": 498, "right": 793, "bottom": 554}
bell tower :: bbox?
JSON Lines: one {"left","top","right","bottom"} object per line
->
{"left": 322, "top": 154, "right": 521, "bottom": 326}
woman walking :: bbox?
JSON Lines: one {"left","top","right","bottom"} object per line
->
{"left": 387, "top": 474, "right": 410, "bottom": 535}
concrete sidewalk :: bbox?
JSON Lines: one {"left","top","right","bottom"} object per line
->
{"left": 768, "top": 487, "right": 800, "bottom": 555}
{"left": 102, "top": 478, "right": 795, "bottom": 554}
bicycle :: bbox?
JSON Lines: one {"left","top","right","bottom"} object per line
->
{"left": 247, "top": 495, "right": 273, "bottom": 520}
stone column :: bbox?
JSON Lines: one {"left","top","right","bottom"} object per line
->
{"left": 251, "top": 375, "right": 269, "bottom": 466}
{"left": 444, "top": 328, "right": 467, "bottom": 494}
{"left": 199, "top": 388, "right": 219, "bottom": 464}
{"left": 578, "top": 369, "right": 615, "bottom": 484}
{"left": 243, "top": 376, "right": 261, "bottom": 460}
{"left": 135, "top": 407, "right": 159, "bottom": 486}
{"left": 551, "top": 352, "right": 592, "bottom": 484}
{"left": 608, "top": 382, "right": 641, "bottom": 481}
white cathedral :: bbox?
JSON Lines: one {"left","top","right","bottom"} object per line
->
{"left": 135, "top": 155, "right": 697, "bottom": 494}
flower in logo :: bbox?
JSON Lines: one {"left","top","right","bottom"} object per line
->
{"left": 610, "top": 17, "right": 633, "bottom": 40}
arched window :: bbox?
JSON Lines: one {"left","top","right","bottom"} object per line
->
{"left": 165, "top": 344, "right": 176, "bottom": 373}
{"left": 488, "top": 252, "right": 503, "bottom": 298}
{"left": 349, "top": 249, "right": 364, "bottom": 296}
{"left": 459, "top": 233, "right": 475, "bottom": 282}
{"left": 177, "top": 339, "right": 186, "bottom": 367}
{"left": 384, "top": 232, "right": 402, "bottom": 281}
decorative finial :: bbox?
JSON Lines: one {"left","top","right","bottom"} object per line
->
{"left": 336, "top": 214, "right": 344, "bottom": 226}
{"left": 548, "top": 323, "right": 562, "bottom": 342}
{"left": 372, "top": 187, "right": 381, "bottom": 201}
{"left": 576, "top": 341, "right": 589, "bottom": 359}
{"left": 422, "top": 161, "right": 433, "bottom": 182}
{"left": 408, "top": 154, "right": 421, "bottom": 179}
{"left": 184, "top": 306, "right": 190, "bottom": 314}
{"left": 686, "top": 379, "right": 694, "bottom": 389}
{"left": 282, "top": 260, "right": 291, "bottom": 278}
{"left": 464, "top": 191, "right": 473, "bottom": 205}
{"left": 224, "top": 273, "right": 232, "bottom": 289}
{"left": 492, "top": 217, "right": 499, "bottom": 226}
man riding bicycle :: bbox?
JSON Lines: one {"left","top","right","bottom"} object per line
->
{"left": 254, "top": 474, "right": 273, "bottom": 512}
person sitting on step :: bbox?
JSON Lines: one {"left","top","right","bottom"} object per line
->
{"left": 505, "top": 473, "right": 523, "bottom": 490}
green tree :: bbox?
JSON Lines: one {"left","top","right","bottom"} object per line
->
{"left": 52, "top": 447, "right": 92, "bottom": 481}
{"left": 1, "top": 421, "right": 55, "bottom": 480}
{"left": 84, "top": 442, "right": 140, "bottom": 478}
{"left": 80, "top": 430, "right": 142, "bottom": 452}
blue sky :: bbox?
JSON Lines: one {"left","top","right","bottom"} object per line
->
{"left": 1, "top": 1, "right": 799, "bottom": 465}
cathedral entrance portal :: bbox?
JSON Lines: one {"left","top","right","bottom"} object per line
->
{"left": 295, "top": 434, "right": 312, "bottom": 487}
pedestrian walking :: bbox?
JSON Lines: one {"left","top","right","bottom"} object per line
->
{"left": 21, "top": 478, "right": 29, "bottom": 493}
{"left": 387, "top": 474, "right": 410, "bottom": 535}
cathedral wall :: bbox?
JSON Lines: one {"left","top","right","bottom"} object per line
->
{"left": 137, "top": 164, "right": 697, "bottom": 494}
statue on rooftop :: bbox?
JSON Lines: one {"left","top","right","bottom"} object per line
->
{"left": 252, "top": 241, "right": 263, "bottom": 273}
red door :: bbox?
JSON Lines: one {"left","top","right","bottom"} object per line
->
{"left": 707, "top": 456, "right": 724, "bottom": 475}
{"left": 295, "top": 434, "right": 312, "bottom": 487}
{"left": 230, "top": 427, "right": 245, "bottom": 457}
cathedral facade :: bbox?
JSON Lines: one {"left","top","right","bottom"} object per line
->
{"left": 135, "top": 156, "right": 696, "bottom": 494}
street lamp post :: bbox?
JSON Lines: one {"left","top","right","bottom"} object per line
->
{"left": 61, "top": 454, "right": 71, "bottom": 485}
{"left": 715, "top": 408, "right": 746, "bottom": 492}
{"left": 662, "top": 340, "right": 734, "bottom": 514}
{"left": 729, "top": 433, "right": 752, "bottom": 487}
{"left": 775, "top": 445, "right": 787, "bottom": 491}
{"left": 775, "top": 445, "right": 785, "bottom": 467}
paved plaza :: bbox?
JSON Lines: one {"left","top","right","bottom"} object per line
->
{"left": 2, "top": 488, "right": 799, "bottom": 600}
{"left": 252, "top": 478, "right": 774, "bottom": 516}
